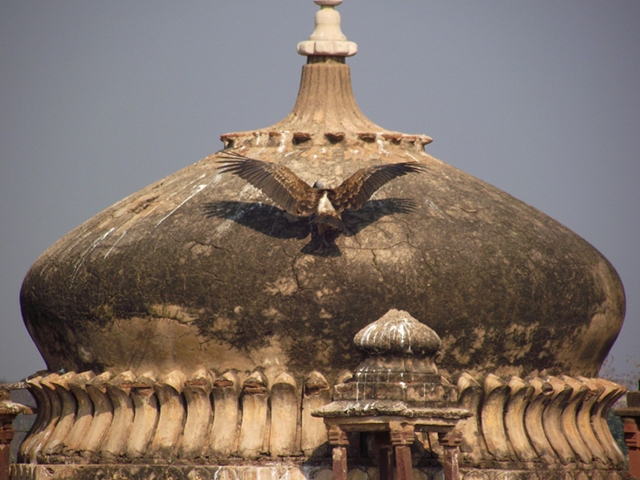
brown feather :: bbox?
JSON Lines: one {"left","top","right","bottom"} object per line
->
{"left": 329, "top": 162, "right": 426, "bottom": 212}
{"left": 217, "top": 151, "right": 321, "bottom": 216}
{"left": 217, "top": 152, "right": 426, "bottom": 230}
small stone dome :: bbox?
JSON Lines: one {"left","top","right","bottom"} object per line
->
{"left": 352, "top": 309, "right": 446, "bottom": 380}
{"left": 354, "top": 309, "right": 441, "bottom": 357}
{"left": 20, "top": 1, "right": 624, "bottom": 387}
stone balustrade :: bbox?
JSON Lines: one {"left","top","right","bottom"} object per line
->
{"left": 455, "top": 373, "right": 626, "bottom": 470}
{"left": 15, "top": 368, "right": 625, "bottom": 475}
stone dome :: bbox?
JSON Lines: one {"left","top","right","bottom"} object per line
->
{"left": 20, "top": 2, "right": 624, "bottom": 388}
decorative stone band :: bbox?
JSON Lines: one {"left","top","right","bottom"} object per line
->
{"left": 17, "top": 369, "right": 332, "bottom": 464}
{"left": 16, "top": 369, "right": 625, "bottom": 473}
{"left": 219, "top": 130, "right": 432, "bottom": 152}
{"left": 456, "top": 373, "right": 626, "bottom": 469}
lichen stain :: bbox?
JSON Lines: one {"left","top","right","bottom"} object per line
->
{"left": 438, "top": 325, "right": 503, "bottom": 373}
{"left": 213, "top": 315, "right": 233, "bottom": 332}
{"left": 471, "top": 327, "right": 486, "bottom": 350}
{"left": 439, "top": 334, "right": 457, "bottom": 360}
{"left": 503, "top": 322, "right": 538, "bottom": 363}
{"left": 89, "top": 315, "right": 295, "bottom": 383}
{"left": 549, "top": 261, "right": 625, "bottom": 376}
{"left": 313, "top": 339, "right": 336, "bottom": 367}
{"left": 293, "top": 255, "right": 316, "bottom": 287}
{"left": 78, "top": 345, "right": 93, "bottom": 363}
{"left": 557, "top": 313, "right": 615, "bottom": 375}
{"left": 265, "top": 276, "right": 298, "bottom": 296}
{"left": 439, "top": 333, "right": 456, "bottom": 349}
{"left": 189, "top": 243, "right": 215, "bottom": 258}
{"left": 92, "top": 316, "right": 208, "bottom": 375}
{"left": 450, "top": 346, "right": 472, "bottom": 366}
{"left": 261, "top": 307, "right": 282, "bottom": 319}
{"left": 90, "top": 303, "right": 115, "bottom": 322}
{"left": 342, "top": 248, "right": 365, "bottom": 263}
{"left": 148, "top": 304, "right": 197, "bottom": 324}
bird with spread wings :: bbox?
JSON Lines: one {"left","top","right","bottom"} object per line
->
{"left": 216, "top": 151, "right": 425, "bottom": 235}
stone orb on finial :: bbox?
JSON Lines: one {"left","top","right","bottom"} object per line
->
{"left": 298, "top": 0, "right": 357, "bottom": 57}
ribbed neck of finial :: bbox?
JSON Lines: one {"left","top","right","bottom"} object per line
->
{"left": 219, "top": 2, "right": 432, "bottom": 151}
{"left": 271, "top": 59, "right": 383, "bottom": 134}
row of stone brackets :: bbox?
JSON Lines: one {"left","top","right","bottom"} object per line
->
{"left": 16, "top": 368, "right": 625, "bottom": 470}
{"left": 18, "top": 369, "right": 332, "bottom": 463}
{"left": 457, "top": 372, "right": 626, "bottom": 468}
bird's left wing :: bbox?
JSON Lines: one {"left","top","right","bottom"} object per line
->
{"left": 329, "top": 162, "right": 426, "bottom": 212}
{"left": 217, "top": 151, "right": 320, "bottom": 216}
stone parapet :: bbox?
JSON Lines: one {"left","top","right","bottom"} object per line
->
{"left": 18, "top": 369, "right": 327, "bottom": 464}
{"left": 456, "top": 373, "right": 626, "bottom": 470}
{"left": 13, "top": 368, "right": 626, "bottom": 477}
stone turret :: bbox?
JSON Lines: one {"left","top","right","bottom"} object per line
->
{"left": 313, "top": 311, "right": 470, "bottom": 480}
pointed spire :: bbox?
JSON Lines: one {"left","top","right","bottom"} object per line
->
{"left": 221, "top": 0, "right": 432, "bottom": 150}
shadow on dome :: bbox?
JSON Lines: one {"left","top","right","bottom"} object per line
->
{"left": 201, "top": 197, "right": 417, "bottom": 256}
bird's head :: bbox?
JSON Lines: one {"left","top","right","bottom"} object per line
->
{"left": 312, "top": 179, "right": 325, "bottom": 189}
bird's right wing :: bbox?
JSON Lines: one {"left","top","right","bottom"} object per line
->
{"left": 330, "top": 162, "right": 426, "bottom": 212}
{"left": 217, "top": 151, "right": 320, "bottom": 216}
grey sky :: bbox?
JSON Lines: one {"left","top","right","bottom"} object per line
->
{"left": 1, "top": 1, "right": 638, "bottom": 382}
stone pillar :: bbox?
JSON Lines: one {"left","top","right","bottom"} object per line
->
{"left": 377, "top": 441, "right": 394, "bottom": 480}
{"left": 0, "top": 413, "right": 13, "bottom": 480}
{"left": 614, "top": 390, "right": 640, "bottom": 478}
{"left": 438, "top": 431, "right": 462, "bottom": 480}
{"left": 327, "top": 425, "right": 349, "bottom": 480}
{"left": 389, "top": 422, "right": 414, "bottom": 480}
{"left": 62, "top": 371, "right": 95, "bottom": 456}
{"left": 481, "top": 374, "right": 510, "bottom": 461}
{"left": 0, "top": 388, "right": 33, "bottom": 480}
{"left": 623, "top": 418, "right": 640, "bottom": 478}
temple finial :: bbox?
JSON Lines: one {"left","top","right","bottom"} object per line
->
{"left": 297, "top": 0, "right": 357, "bottom": 57}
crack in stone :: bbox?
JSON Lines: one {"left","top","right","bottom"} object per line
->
{"left": 290, "top": 254, "right": 306, "bottom": 294}
{"left": 187, "top": 239, "right": 224, "bottom": 252}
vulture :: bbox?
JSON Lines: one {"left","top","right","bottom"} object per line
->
{"left": 217, "top": 151, "right": 425, "bottom": 235}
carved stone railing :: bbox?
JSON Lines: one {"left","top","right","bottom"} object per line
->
{"left": 456, "top": 373, "right": 626, "bottom": 470}
{"left": 16, "top": 368, "right": 625, "bottom": 475}
{"left": 18, "top": 369, "right": 332, "bottom": 464}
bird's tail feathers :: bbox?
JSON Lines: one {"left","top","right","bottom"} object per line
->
{"left": 312, "top": 214, "right": 345, "bottom": 231}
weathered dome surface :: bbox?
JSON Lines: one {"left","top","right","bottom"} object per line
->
{"left": 21, "top": 41, "right": 624, "bottom": 387}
